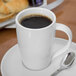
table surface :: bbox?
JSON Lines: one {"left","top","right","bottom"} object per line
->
{"left": 0, "top": 0, "right": 76, "bottom": 75}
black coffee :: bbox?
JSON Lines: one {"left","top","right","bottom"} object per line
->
{"left": 20, "top": 15, "right": 52, "bottom": 29}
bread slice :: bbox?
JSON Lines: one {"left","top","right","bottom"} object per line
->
{"left": 0, "top": 13, "right": 15, "bottom": 22}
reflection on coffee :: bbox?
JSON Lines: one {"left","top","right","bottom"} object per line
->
{"left": 20, "top": 14, "right": 52, "bottom": 29}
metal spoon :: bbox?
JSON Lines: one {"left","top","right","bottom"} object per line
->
{"left": 51, "top": 52, "right": 75, "bottom": 76}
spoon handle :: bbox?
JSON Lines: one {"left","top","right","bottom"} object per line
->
{"left": 51, "top": 68, "right": 63, "bottom": 76}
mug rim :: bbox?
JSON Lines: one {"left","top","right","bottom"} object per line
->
{"left": 16, "top": 7, "right": 56, "bottom": 30}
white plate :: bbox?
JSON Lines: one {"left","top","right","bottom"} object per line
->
{"left": 0, "top": 0, "right": 64, "bottom": 29}
{"left": 1, "top": 38, "right": 76, "bottom": 76}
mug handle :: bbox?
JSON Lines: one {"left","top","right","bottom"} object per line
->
{"left": 43, "top": 0, "right": 64, "bottom": 10}
{"left": 52, "top": 23, "right": 72, "bottom": 60}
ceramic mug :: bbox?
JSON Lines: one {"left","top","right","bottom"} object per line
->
{"left": 16, "top": 7, "right": 72, "bottom": 71}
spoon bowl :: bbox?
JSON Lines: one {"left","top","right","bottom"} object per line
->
{"left": 51, "top": 52, "right": 75, "bottom": 76}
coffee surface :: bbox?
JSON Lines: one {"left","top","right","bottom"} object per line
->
{"left": 20, "top": 15, "right": 52, "bottom": 29}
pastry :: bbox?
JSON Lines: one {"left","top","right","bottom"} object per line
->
{"left": 0, "top": 13, "right": 15, "bottom": 22}
{"left": 0, "top": 0, "right": 29, "bottom": 22}
{"left": 0, "top": 0, "right": 10, "bottom": 14}
{"left": 6, "top": 0, "right": 28, "bottom": 13}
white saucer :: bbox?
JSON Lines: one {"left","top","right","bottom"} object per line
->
{"left": 1, "top": 38, "right": 76, "bottom": 76}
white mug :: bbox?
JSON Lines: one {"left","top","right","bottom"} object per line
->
{"left": 16, "top": 7, "right": 72, "bottom": 71}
